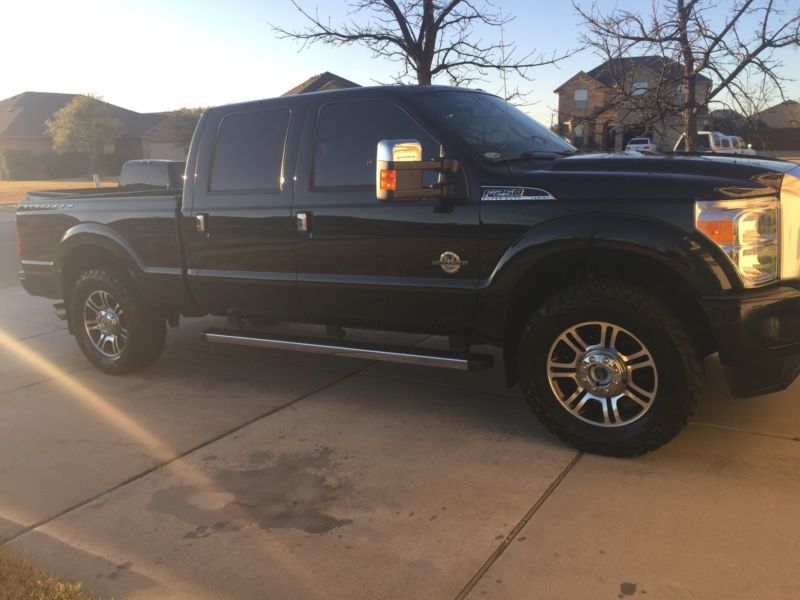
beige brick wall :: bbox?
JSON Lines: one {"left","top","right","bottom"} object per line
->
{"left": 556, "top": 69, "right": 712, "bottom": 151}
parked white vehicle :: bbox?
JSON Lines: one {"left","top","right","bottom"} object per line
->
{"left": 673, "top": 130, "right": 755, "bottom": 154}
{"left": 729, "top": 135, "right": 757, "bottom": 155}
{"left": 625, "top": 137, "right": 658, "bottom": 152}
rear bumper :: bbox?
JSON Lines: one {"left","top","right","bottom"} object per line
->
{"left": 701, "top": 283, "right": 800, "bottom": 397}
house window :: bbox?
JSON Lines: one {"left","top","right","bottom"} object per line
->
{"left": 632, "top": 81, "right": 649, "bottom": 96}
{"left": 574, "top": 88, "right": 588, "bottom": 110}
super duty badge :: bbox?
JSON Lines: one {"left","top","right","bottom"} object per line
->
{"left": 481, "top": 186, "right": 556, "bottom": 201}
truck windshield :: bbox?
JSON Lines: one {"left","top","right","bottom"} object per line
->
{"left": 416, "top": 91, "right": 575, "bottom": 161}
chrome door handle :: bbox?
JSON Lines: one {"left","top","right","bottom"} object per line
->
{"left": 296, "top": 211, "right": 310, "bottom": 233}
{"left": 195, "top": 214, "right": 207, "bottom": 233}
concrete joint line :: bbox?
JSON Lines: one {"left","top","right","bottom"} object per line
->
{"left": 1, "top": 362, "right": 373, "bottom": 545}
{"left": 454, "top": 451, "right": 584, "bottom": 600}
{"left": 689, "top": 420, "right": 800, "bottom": 443}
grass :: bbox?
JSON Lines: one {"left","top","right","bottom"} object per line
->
{"left": 0, "top": 179, "right": 117, "bottom": 206}
{"left": 0, "top": 546, "right": 97, "bottom": 600}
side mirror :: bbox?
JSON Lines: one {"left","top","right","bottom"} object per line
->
{"left": 376, "top": 139, "right": 460, "bottom": 202}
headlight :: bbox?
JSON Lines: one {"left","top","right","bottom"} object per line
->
{"left": 695, "top": 197, "right": 779, "bottom": 287}
{"left": 780, "top": 170, "right": 800, "bottom": 280}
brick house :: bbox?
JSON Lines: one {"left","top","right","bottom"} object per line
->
{"left": 554, "top": 56, "right": 712, "bottom": 151}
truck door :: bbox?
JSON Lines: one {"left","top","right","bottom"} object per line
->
{"left": 291, "top": 97, "right": 479, "bottom": 334}
{"left": 183, "top": 100, "right": 302, "bottom": 317}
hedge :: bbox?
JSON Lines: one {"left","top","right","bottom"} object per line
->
{"left": 0, "top": 150, "right": 92, "bottom": 180}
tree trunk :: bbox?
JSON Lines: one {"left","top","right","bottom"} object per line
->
{"left": 685, "top": 103, "right": 698, "bottom": 152}
{"left": 88, "top": 148, "right": 98, "bottom": 176}
{"left": 416, "top": 0, "right": 435, "bottom": 85}
{"left": 677, "top": 0, "right": 698, "bottom": 152}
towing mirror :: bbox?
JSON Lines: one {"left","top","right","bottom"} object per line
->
{"left": 376, "top": 139, "right": 461, "bottom": 202}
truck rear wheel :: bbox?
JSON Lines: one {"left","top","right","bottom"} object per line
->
{"left": 517, "top": 282, "right": 702, "bottom": 456}
{"left": 69, "top": 268, "right": 166, "bottom": 375}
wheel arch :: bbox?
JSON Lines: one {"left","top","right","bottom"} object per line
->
{"left": 491, "top": 217, "right": 717, "bottom": 387}
{"left": 56, "top": 225, "right": 145, "bottom": 322}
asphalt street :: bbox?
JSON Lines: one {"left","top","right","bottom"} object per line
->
{"left": 1, "top": 202, "right": 799, "bottom": 599}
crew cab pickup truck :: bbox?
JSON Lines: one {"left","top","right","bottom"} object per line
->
{"left": 673, "top": 130, "right": 744, "bottom": 154}
{"left": 16, "top": 86, "right": 800, "bottom": 456}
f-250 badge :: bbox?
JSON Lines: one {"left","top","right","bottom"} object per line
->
{"left": 433, "top": 251, "right": 467, "bottom": 274}
{"left": 481, "top": 186, "right": 556, "bottom": 201}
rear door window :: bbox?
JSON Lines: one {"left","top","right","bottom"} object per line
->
{"left": 210, "top": 108, "right": 291, "bottom": 192}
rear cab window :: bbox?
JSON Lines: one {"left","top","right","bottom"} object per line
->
{"left": 210, "top": 108, "right": 291, "bottom": 193}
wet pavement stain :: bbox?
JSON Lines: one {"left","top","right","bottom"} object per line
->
{"left": 147, "top": 447, "right": 353, "bottom": 535}
{"left": 108, "top": 561, "right": 133, "bottom": 580}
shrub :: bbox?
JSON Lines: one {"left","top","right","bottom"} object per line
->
{"left": 0, "top": 150, "right": 42, "bottom": 179}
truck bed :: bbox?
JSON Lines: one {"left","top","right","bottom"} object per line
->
{"left": 17, "top": 187, "right": 187, "bottom": 307}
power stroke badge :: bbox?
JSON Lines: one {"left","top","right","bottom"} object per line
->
{"left": 433, "top": 251, "right": 467, "bottom": 274}
{"left": 481, "top": 186, "right": 556, "bottom": 201}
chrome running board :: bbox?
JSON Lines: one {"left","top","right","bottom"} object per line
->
{"left": 201, "top": 328, "right": 493, "bottom": 372}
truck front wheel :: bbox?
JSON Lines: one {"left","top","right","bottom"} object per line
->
{"left": 517, "top": 282, "right": 702, "bottom": 456}
{"left": 69, "top": 268, "right": 166, "bottom": 375}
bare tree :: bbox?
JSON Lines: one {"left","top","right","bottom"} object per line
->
{"left": 575, "top": 0, "right": 800, "bottom": 150}
{"left": 270, "top": 0, "right": 575, "bottom": 93}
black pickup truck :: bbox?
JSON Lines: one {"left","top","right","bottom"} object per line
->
{"left": 16, "top": 86, "right": 800, "bottom": 455}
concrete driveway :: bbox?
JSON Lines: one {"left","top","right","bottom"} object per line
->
{"left": 1, "top": 204, "right": 799, "bottom": 599}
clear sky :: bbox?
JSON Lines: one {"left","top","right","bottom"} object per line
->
{"left": 3, "top": 0, "right": 798, "bottom": 124}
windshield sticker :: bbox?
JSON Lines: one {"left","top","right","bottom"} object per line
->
{"left": 481, "top": 186, "right": 556, "bottom": 201}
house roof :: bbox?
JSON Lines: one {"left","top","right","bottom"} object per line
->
{"left": 281, "top": 71, "right": 360, "bottom": 96}
{"left": 0, "top": 91, "right": 163, "bottom": 139}
{"left": 555, "top": 56, "right": 712, "bottom": 92}
{"left": 755, "top": 100, "right": 800, "bottom": 129}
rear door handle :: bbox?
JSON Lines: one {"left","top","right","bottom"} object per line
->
{"left": 195, "top": 213, "right": 208, "bottom": 233}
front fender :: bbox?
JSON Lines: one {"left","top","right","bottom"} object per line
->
{"left": 476, "top": 212, "right": 737, "bottom": 344}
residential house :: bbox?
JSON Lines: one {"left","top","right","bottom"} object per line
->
{"left": 753, "top": 100, "right": 800, "bottom": 151}
{"left": 0, "top": 73, "right": 361, "bottom": 178}
{"left": 554, "top": 56, "right": 711, "bottom": 151}
{"left": 0, "top": 91, "right": 166, "bottom": 159}
{"left": 282, "top": 71, "right": 360, "bottom": 96}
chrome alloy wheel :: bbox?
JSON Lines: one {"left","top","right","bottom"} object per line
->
{"left": 546, "top": 321, "right": 658, "bottom": 428}
{"left": 83, "top": 290, "right": 128, "bottom": 358}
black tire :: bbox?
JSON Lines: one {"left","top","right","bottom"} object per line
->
{"left": 517, "top": 282, "right": 703, "bottom": 457}
{"left": 69, "top": 268, "right": 166, "bottom": 375}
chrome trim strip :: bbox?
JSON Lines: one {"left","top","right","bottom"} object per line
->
{"left": 21, "top": 260, "right": 55, "bottom": 267}
{"left": 298, "top": 273, "right": 476, "bottom": 289}
{"left": 187, "top": 269, "right": 295, "bottom": 281}
{"left": 204, "top": 332, "right": 483, "bottom": 370}
{"left": 142, "top": 266, "right": 183, "bottom": 276}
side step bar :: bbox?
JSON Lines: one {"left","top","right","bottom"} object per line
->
{"left": 201, "top": 327, "right": 494, "bottom": 372}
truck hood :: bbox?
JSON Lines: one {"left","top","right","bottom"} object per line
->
{"left": 499, "top": 152, "right": 795, "bottom": 202}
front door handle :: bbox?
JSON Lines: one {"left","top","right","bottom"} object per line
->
{"left": 195, "top": 213, "right": 208, "bottom": 233}
{"left": 296, "top": 211, "right": 311, "bottom": 234}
